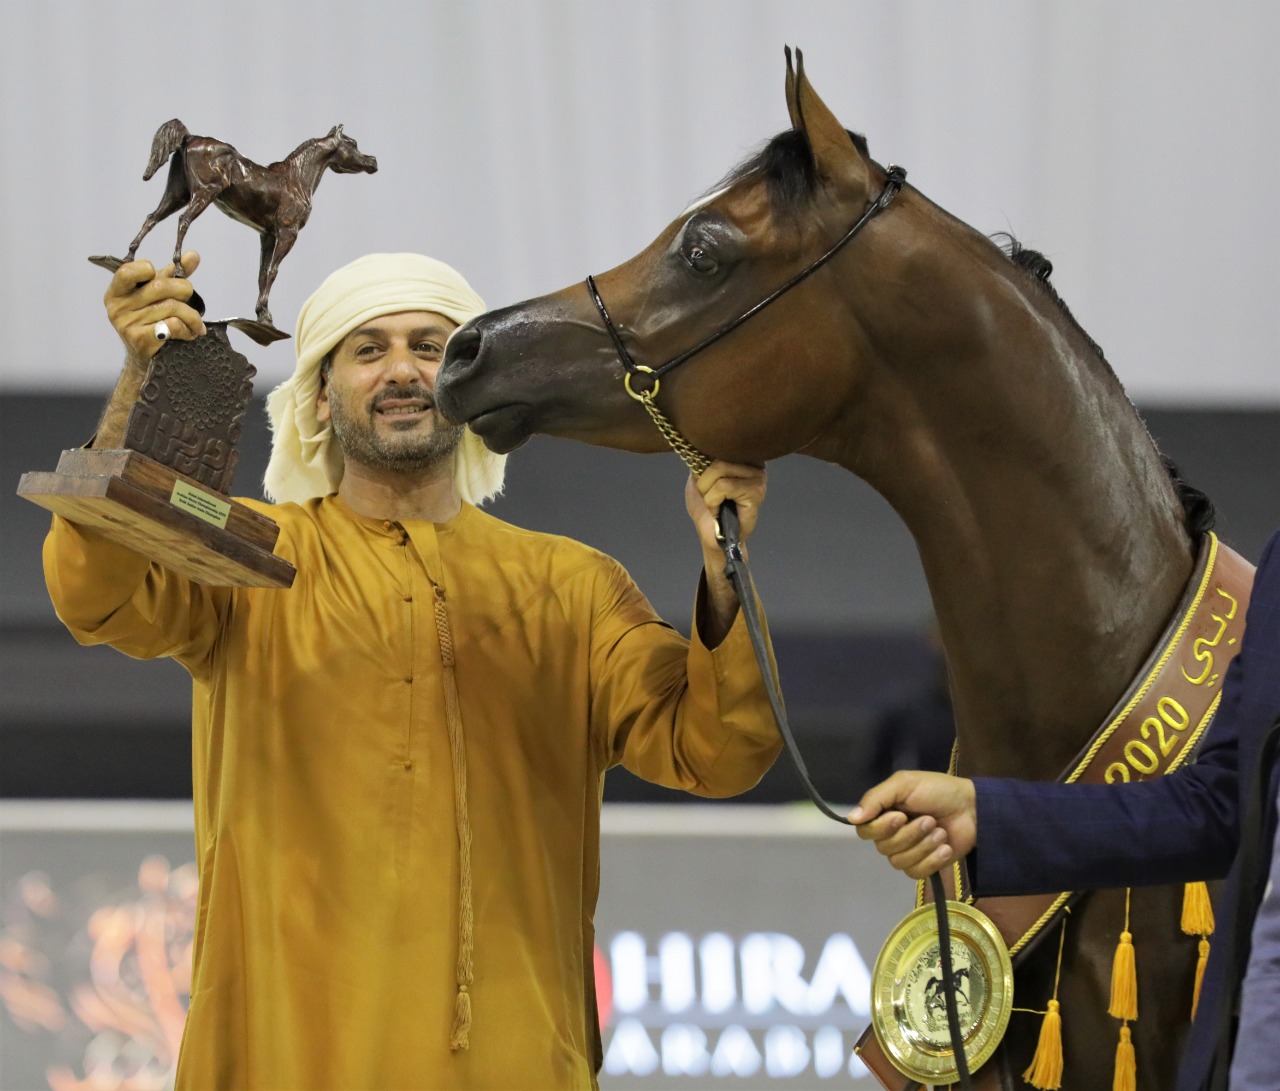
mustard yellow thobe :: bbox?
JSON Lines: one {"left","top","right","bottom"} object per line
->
{"left": 44, "top": 495, "right": 780, "bottom": 1090}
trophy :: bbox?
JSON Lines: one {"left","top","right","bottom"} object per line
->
{"left": 18, "top": 120, "right": 377, "bottom": 587}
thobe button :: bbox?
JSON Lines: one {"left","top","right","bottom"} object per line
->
{"left": 402, "top": 594, "right": 412, "bottom": 603}
{"left": 404, "top": 675, "right": 413, "bottom": 684}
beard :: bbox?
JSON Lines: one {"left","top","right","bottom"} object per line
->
{"left": 327, "top": 384, "right": 464, "bottom": 475}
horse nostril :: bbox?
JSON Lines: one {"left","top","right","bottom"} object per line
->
{"left": 445, "top": 324, "right": 483, "bottom": 374}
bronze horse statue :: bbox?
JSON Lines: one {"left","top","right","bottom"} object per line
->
{"left": 437, "top": 51, "right": 1243, "bottom": 1090}
{"left": 111, "top": 120, "right": 377, "bottom": 327}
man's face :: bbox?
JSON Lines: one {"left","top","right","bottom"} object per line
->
{"left": 317, "top": 310, "right": 464, "bottom": 474}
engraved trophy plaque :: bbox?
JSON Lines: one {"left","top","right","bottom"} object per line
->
{"left": 18, "top": 120, "right": 377, "bottom": 587}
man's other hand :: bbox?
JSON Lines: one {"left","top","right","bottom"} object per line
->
{"left": 849, "top": 771, "right": 978, "bottom": 879}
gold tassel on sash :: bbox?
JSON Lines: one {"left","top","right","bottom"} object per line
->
{"left": 1108, "top": 889, "right": 1138, "bottom": 1091}
{"left": 1191, "top": 938, "right": 1211, "bottom": 1020}
{"left": 1114, "top": 1025, "right": 1137, "bottom": 1091}
{"left": 1181, "top": 880, "right": 1215, "bottom": 935}
{"left": 1021, "top": 914, "right": 1069, "bottom": 1090}
{"left": 1108, "top": 890, "right": 1138, "bottom": 1022}
{"left": 1181, "top": 881, "right": 1215, "bottom": 1020}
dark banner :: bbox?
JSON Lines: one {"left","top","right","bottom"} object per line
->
{"left": 1, "top": 803, "right": 910, "bottom": 1089}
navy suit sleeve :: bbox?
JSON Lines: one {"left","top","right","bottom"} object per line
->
{"left": 970, "top": 758, "right": 1238, "bottom": 896}
{"left": 970, "top": 528, "right": 1280, "bottom": 898}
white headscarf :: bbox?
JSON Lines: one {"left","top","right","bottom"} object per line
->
{"left": 263, "top": 252, "right": 506, "bottom": 506}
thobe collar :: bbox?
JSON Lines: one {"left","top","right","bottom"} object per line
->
{"left": 326, "top": 491, "right": 478, "bottom": 540}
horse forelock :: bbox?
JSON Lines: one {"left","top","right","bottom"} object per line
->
{"left": 709, "top": 128, "right": 870, "bottom": 220}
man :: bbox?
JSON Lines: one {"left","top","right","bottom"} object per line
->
{"left": 46, "top": 251, "right": 782, "bottom": 1089}
{"left": 851, "top": 525, "right": 1280, "bottom": 1088}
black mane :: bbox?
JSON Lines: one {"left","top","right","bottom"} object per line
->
{"left": 991, "top": 234, "right": 1111, "bottom": 366}
{"left": 993, "top": 233, "right": 1216, "bottom": 546}
{"left": 714, "top": 128, "right": 870, "bottom": 215}
{"left": 1162, "top": 456, "right": 1218, "bottom": 543}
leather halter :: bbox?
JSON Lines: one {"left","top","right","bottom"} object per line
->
{"left": 585, "top": 164, "right": 907, "bottom": 473}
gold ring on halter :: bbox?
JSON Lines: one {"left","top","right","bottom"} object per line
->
{"left": 623, "top": 366, "right": 660, "bottom": 402}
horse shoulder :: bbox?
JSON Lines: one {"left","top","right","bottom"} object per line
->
{"left": 273, "top": 180, "right": 314, "bottom": 230}
{"left": 271, "top": 165, "right": 314, "bottom": 207}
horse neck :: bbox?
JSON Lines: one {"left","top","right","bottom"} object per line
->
{"left": 289, "top": 141, "right": 333, "bottom": 194}
{"left": 818, "top": 228, "right": 1193, "bottom": 778}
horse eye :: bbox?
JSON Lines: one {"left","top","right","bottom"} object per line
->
{"left": 684, "top": 243, "right": 719, "bottom": 275}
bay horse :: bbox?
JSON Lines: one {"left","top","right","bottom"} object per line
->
{"left": 116, "top": 120, "right": 377, "bottom": 327}
{"left": 436, "top": 50, "right": 1235, "bottom": 1091}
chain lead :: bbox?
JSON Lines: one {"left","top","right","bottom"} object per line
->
{"left": 637, "top": 391, "right": 711, "bottom": 477}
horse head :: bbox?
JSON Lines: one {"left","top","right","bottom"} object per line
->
{"left": 325, "top": 125, "right": 378, "bottom": 175}
{"left": 437, "top": 48, "right": 903, "bottom": 465}
{"left": 438, "top": 46, "right": 1198, "bottom": 774}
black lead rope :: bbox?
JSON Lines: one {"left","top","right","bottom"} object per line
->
{"left": 716, "top": 501, "right": 974, "bottom": 1090}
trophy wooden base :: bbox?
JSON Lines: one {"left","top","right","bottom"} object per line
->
{"left": 18, "top": 448, "right": 296, "bottom": 588}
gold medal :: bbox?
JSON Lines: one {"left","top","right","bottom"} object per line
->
{"left": 870, "top": 901, "right": 1014, "bottom": 1085}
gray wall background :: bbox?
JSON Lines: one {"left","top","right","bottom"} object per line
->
{"left": 1, "top": 2, "right": 1277, "bottom": 401}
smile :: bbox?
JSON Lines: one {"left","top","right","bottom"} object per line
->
{"left": 374, "top": 398, "right": 432, "bottom": 419}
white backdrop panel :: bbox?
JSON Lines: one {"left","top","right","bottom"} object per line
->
{"left": 1, "top": 1, "right": 1276, "bottom": 402}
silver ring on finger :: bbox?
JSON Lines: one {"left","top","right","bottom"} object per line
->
{"left": 154, "top": 320, "right": 170, "bottom": 342}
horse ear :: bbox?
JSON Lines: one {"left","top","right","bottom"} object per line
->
{"left": 791, "top": 49, "right": 869, "bottom": 190}
{"left": 783, "top": 45, "right": 803, "bottom": 130}
{"left": 328, "top": 124, "right": 343, "bottom": 138}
